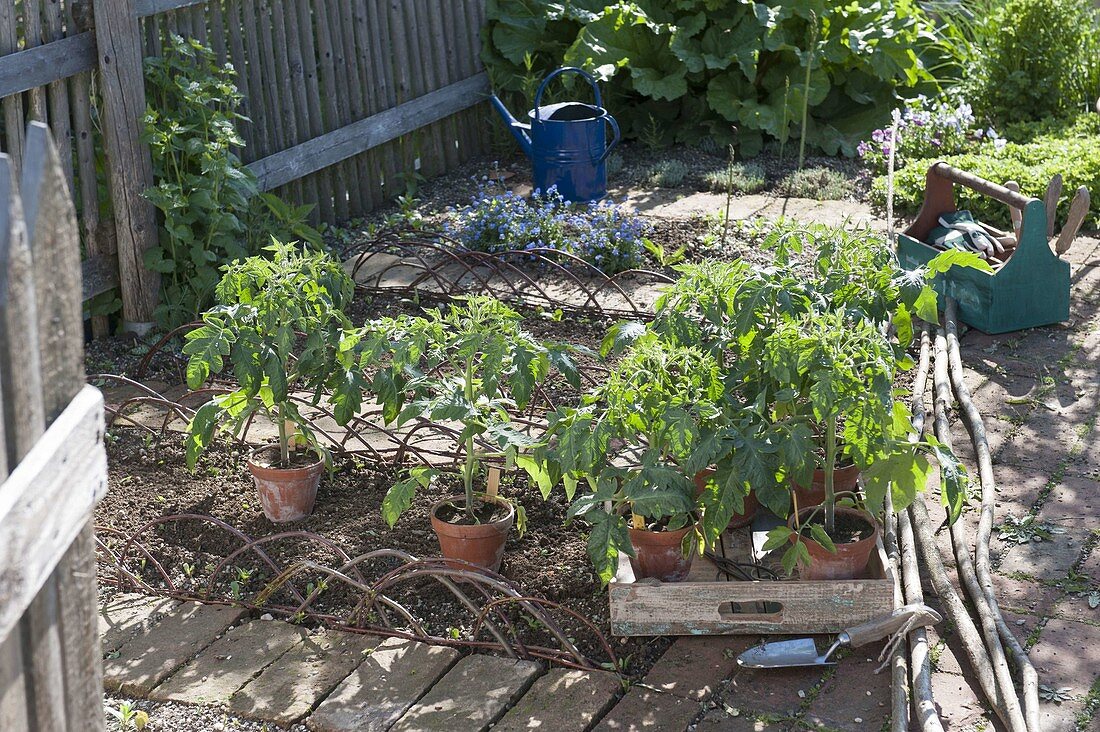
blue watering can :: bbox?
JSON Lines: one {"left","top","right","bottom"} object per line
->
{"left": 490, "top": 67, "right": 621, "bottom": 203}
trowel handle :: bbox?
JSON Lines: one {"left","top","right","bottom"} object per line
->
{"left": 842, "top": 603, "right": 943, "bottom": 648}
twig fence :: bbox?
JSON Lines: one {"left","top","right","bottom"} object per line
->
{"left": 0, "top": 122, "right": 109, "bottom": 731}
{"left": 0, "top": 0, "right": 491, "bottom": 331}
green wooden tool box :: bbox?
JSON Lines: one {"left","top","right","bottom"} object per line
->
{"left": 896, "top": 162, "right": 1070, "bottom": 334}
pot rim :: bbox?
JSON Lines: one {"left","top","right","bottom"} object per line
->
{"left": 787, "top": 505, "right": 880, "bottom": 545}
{"left": 429, "top": 494, "right": 515, "bottom": 529}
{"left": 247, "top": 445, "right": 324, "bottom": 474}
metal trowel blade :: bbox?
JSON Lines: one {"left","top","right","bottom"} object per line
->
{"left": 737, "top": 638, "right": 834, "bottom": 668}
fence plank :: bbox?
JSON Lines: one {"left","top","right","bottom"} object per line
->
{"left": 93, "top": 0, "right": 161, "bottom": 328}
{"left": 249, "top": 74, "right": 489, "bottom": 191}
{"left": 22, "top": 578, "right": 68, "bottom": 730}
{"left": 0, "top": 386, "right": 107, "bottom": 642}
{"left": 0, "top": 632, "right": 29, "bottom": 730}
{"left": 57, "top": 524, "right": 105, "bottom": 732}
{"left": 22, "top": 123, "right": 85, "bottom": 418}
{"left": 0, "top": 32, "right": 95, "bottom": 100}
{"left": 0, "top": 0, "right": 25, "bottom": 172}
{"left": 135, "top": 0, "right": 206, "bottom": 17}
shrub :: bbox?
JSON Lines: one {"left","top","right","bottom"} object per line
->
{"left": 872, "top": 116, "right": 1100, "bottom": 229}
{"left": 778, "top": 167, "right": 849, "bottom": 200}
{"left": 702, "top": 162, "right": 766, "bottom": 194}
{"left": 647, "top": 160, "right": 689, "bottom": 188}
{"left": 446, "top": 184, "right": 649, "bottom": 274}
{"left": 484, "top": 1, "right": 954, "bottom": 156}
{"left": 964, "top": 0, "right": 1100, "bottom": 124}
{"left": 183, "top": 241, "right": 355, "bottom": 468}
{"left": 143, "top": 35, "right": 321, "bottom": 328}
{"left": 858, "top": 97, "right": 1005, "bottom": 177}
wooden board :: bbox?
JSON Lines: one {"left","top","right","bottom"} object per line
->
{"left": 609, "top": 526, "right": 896, "bottom": 636}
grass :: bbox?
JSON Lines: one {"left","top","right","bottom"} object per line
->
{"left": 646, "top": 160, "right": 689, "bottom": 188}
{"left": 702, "top": 162, "right": 767, "bottom": 194}
{"left": 778, "top": 166, "right": 849, "bottom": 200}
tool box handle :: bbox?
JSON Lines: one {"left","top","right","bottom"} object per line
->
{"left": 930, "top": 162, "right": 1032, "bottom": 209}
{"left": 903, "top": 161, "right": 1041, "bottom": 244}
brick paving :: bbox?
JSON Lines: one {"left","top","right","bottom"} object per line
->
{"left": 98, "top": 232, "right": 1100, "bottom": 730}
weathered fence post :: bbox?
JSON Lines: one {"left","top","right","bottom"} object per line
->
{"left": 92, "top": 0, "right": 160, "bottom": 332}
{"left": 0, "top": 122, "right": 108, "bottom": 732}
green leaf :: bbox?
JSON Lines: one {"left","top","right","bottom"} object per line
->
{"left": 913, "top": 287, "right": 940, "bottom": 324}
{"left": 586, "top": 513, "right": 632, "bottom": 587}
{"left": 925, "top": 250, "right": 995, "bottom": 275}
{"left": 809, "top": 524, "right": 836, "bottom": 553}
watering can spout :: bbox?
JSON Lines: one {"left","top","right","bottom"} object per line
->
{"left": 489, "top": 94, "right": 533, "bottom": 158}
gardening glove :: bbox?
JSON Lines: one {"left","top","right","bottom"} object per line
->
{"left": 937, "top": 211, "right": 1005, "bottom": 258}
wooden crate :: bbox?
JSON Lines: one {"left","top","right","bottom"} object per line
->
{"left": 896, "top": 162, "right": 1070, "bottom": 334}
{"left": 608, "top": 526, "right": 896, "bottom": 636}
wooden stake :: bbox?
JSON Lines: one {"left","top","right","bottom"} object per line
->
{"left": 631, "top": 513, "right": 645, "bottom": 531}
{"left": 1054, "top": 186, "right": 1090, "bottom": 255}
{"left": 1043, "top": 174, "right": 1062, "bottom": 239}
{"left": 486, "top": 467, "right": 500, "bottom": 498}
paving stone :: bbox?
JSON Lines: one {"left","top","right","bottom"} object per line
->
{"left": 803, "top": 642, "right": 890, "bottom": 730}
{"left": 149, "top": 619, "right": 307, "bottom": 704}
{"left": 1054, "top": 590, "right": 1100, "bottom": 623}
{"left": 103, "top": 602, "right": 247, "bottom": 696}
{"left": 1041, "top": 474, "right": 1100, "bottom": 523}
{"left": 989, "top": 463, "right": 1049, "bottom": 516}
{"left": 1039, "top": 698, "right": 1087, "bottom": 732}
{"left": 493, "top": 668, "right": 622, "bottom": 732}
{"left": 926, "top": 627, "right": 964, "bottom": 676}
{"left": 307, "top": 637, "right": 460, "bottom": 732}
{"left": 642, "top": 636, "right": 751, "bottom": 702}
{"left": 1001, "top": 610, "right": 1043, "bottom": 643}
{"left": 593, "top": 686, "right": 700, "bottom": 732}
{"left": 721, "top": 663, "right": 827, "bottom": 717}
{"left": 929, "top": 672, "right": 990, "bottom": 729}
{"left": 693, "top": 709, "right": 780, "bottom": 731}
{"left": 1028, "top": 618, "right": 1100, "bottom": 692}
{"left": 993, "top": 573, "right": 1061, "bottom": 615}
{"left": 390, "top": 654, "right": 541, "bottom": 732}
{"left": 99, "top": 593, "right": 178, "bottom": 654}
{"left": 996, "top": 526, "right": 1090, "bottom": 580}
{"left": 228, "top": 629, "right": 377, "bottom": 725}
{"left": 1081, "top": 546, "right": 1100, "bottom": 580}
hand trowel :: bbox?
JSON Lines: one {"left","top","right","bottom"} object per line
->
{"left": 737, "top": 603, "right": 942, "bottom": 669}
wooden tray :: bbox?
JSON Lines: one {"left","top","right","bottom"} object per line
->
{"left": 608, "top": 525, "right": 897, "bottom": 636}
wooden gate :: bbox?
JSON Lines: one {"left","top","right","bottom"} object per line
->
{"left": 0, "top": 122, "right": 108, "bottom": 732}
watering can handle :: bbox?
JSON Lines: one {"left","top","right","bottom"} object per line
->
{"left": 600, "top": 115, "right": 621, "bottom": 163}
{"left": 533, "top": 66, "right": 603, "bottom": 122}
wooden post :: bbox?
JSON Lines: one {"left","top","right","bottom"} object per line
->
{"left": 92, "top": 0, "right": 160, "bottom": 332}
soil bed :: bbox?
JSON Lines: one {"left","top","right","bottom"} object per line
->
{"left": 97, "top": 428, "right": 670, "bottom": 677}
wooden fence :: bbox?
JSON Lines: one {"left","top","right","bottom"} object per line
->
{"left": 0, "top": 122, "right": 108, "bottom": 732}
{"left": 0, "top": 0, "right": 491, "bottom": 331}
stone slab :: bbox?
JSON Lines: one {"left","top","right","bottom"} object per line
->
{"left": 997, "top": 526, "right": 1090, "bottom": 580}
{"left": 592, "top": 686, "right": 700, "bottom": 732}
{"left": 149, "top": 619, "right": 307, "bottom": 704}
{"left": 804, "top": 642, "right": 891, "bottom": 729}
{"left": 493, "top": 668, "right": 622, "bottom": 732}
{"left": 693, "top": 710, "right": 777, "bottom": 732}
{"left": 229, "top": 630, "right": 378, "bottom": 725}
{"left": 1040, "top": 474, "right": 1100, "bottom": 523}
{"left": 929, "top": 671, "right": 990, "bottom": 729}
{"left": 390, "top": 654, "right": 541, "bottom": 732}
{"left": 307, "top": 637, "right": 460, "bottom": 732}
{"left": 103, "top": 602, "right": 247, "bottom": 696}
{"left": 99, "top": 593, "right": 178, "bottom": 654}
{"left": 1028, "top": 618, "right": 1100, "bottom": 692}
{"left": 721, "top": 663, "right": 827, "bottom": 717}
{"left": 641, "top": 637, "right": 750, "bottom": 702}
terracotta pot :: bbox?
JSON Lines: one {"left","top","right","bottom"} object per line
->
{"left": 787, "top": 506, "right": 880, "bottom": 580}
{"left": 430, "top": 495, "right": 514, "bottom": 574}
{"left": 247, "top": 447, "right": 323, "bottom": 523}
{"left": 791, "top": 463, "right": 861, "bottom": 511}
{"left": 628, "top": 524, "right": 694, "bottom": 582}
{"left": 693, "top": 469, "right": 759, "bottom": 529}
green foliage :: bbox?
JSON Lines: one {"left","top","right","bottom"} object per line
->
{"left": 183, "top": 241, "right": 354, "bottom": 469}
{"left": 963, "top": 0, "right": 1100, "bottom": 124}
{"left": 484, "top": 0, "right": 953, "bottom": 156}
{"left": 872, "top": 116, "right": 1100, "bottom": 228}
{"left": 702, "top": 162, "right": 766, "bottom": 194}
{"left": 368, "top": 296, "right": 580, "bottom": 525}
{"left": 143, "top": 35, "right": 322, "bottom": 328}
{"left": 546, "top": 337, "right": 728, "bottom": 585}
{"left": 777, "top": 167, "right": 849, "bottom": 200}
{"left": 646, "top": 159, "right": 689, "bottom": 188}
